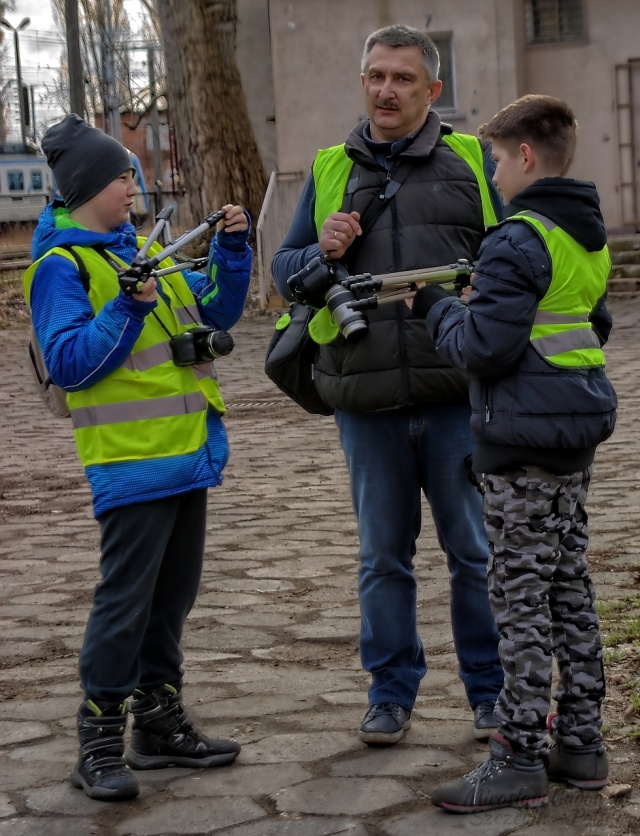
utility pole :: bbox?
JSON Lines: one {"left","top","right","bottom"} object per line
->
{"left": 29, "top": 85, "right": 36, "bottom": 142}
{"left": 102, "top": 0, "right": 121, "bottom": 140}
{"left": 0, "top": 16, "right": 30, "bottom": 149}
{"left": 148, "top": 45, "right": 163, "bottom": 213}
{"left": 65, "top": 0, "right": 84, "bottom": 117}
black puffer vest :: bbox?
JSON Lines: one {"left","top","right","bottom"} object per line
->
{"left": 313, "top": 116, "right": 488, "bottom": 412}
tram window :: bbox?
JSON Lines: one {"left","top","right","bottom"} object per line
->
{"left": 8, "top": 171, "right": 25, "bottom": 191}
{"left": 31, "top": 170, "right": 43, "bottom": 190}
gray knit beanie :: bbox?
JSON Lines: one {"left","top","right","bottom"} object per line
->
{"left": 42, "top": 114, "right": 134, "bottom": 211}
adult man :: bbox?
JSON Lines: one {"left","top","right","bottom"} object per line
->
{"left": 271, "top": 24, "right": 503, "bottom": 745}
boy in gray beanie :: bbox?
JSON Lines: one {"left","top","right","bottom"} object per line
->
{"left": 25, "top": 114, "right": 253, "bottom": 802}
{"left": 42, "top": 113, "right": 135, "bottom": 211}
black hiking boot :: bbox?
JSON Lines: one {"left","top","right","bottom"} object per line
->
{"left": 125, "top": 683, "right": 240, "bottom": 769}
{"left": 431, "top": 733, "right": 548, "bottom": 814}
{"left": 545, "top": 739, "right": 609, "bottom": 789}
{"left": 70, "top": 699, "right": 140, "bottom": 801}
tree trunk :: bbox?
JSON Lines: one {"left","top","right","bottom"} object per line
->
{"left": 155, "top": 0, "right": 267, "bottom": 236}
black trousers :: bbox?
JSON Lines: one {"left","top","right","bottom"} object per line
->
{"left": 79, "top": 490, "right": 207, "bottom": 703}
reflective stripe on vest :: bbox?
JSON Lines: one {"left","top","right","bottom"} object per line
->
{"left": 512, "top": 211, "right": 610, "bottom": 368}
{"left": 24, "top": 243, "right": 225, "bottom": 467}
{"left": 312, "top": 132, "right": 497, "bottom": 236}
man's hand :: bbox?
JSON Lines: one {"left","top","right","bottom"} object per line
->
{"left": 320, "top": 211, "right": 362, "bottom": 258}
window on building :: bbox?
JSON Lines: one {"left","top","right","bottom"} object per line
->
{"left": 525, "top": 0, "right": 586, "bottom": 45}
{"left": 8, "top": 171, "right": 24, "bottom": 191}
{"left": 30, "top": 170, "right": 43, "bottom": 190}
{"left": 431, "top": 33, "right": 455, "bottom": 112}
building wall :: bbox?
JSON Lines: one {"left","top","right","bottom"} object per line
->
{"left": 520, "top": 0, "right": 640, "bottom": 231}
{"left": 265, "top": 0, "right": 640, "bottom": 231}
{"left": 267, "top": 0, "right": 521, "bottom": 174}
{"left": 237, "top": 0, "right": 277, "bottom": 175}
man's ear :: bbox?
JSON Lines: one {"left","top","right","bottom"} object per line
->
{"left": 428, "top": 79, "right": 443, "bottom": 106}
{"left": 519, "top": 142, "right": 535, "bottom": 172}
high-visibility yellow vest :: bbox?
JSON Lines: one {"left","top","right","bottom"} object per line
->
{"left": 514, "top": 210, "right": 610, "bottom": 368}
{"left": 311, "top": 131, "right": 498, "bottom": 236}
{"left": 309, "top": 133, "right": 498, "bottom": 343}
{"left": 24, "top": 242, "right": 225, "bottom": 467}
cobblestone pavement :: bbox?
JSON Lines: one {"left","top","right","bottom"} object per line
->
{"left": 1, "top": 299, "right": 639, "bottom": 836}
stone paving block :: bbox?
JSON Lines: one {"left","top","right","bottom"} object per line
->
{"left": 7, "top": 736, "right": 75, "bottom": 765}
{"left": 0, "top": 819, "right": 94, "bottom": 836}
{"left": 329, "top": 747, "right": 466, "bottom": 777}
{"left": 286, "top": 618, "right": 360, "bottom": 641}
{"left": 193, "top": 693, "right": 317, "bottom": 720}
{"left": 381, "top": 805, "right": 531, "bottom": 835}
{"left": 220, "top": 817, "right": 368, "bottom": 836}
{"left": 0, "top": 794, "right": 16, "bottom": 819}
{"left": 272, "top": 775, "right": 416, "bottom": 815}
{"left": 171, "top": 762, "right": 313, "bottom": 797}
{"left": 240, "top": 731, "right": 359, "bottom": 763}
{"left": 413, "top": 705, "right": 473, "bottom": 722}
{"left": 282, "top": 708, "right": 364, "bottom": 734}
{"left": 114, "top": 796, "right": 266, "bottom": 835}
{"left": 0, "top": 696, "right": 79, "bottom": 722}
{"left": 0, "top": 720, "right": 51, "bottom": 745}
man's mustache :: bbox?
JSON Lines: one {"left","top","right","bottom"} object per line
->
{"left": 375, "top": 100, "right": 400, "bottom": 110}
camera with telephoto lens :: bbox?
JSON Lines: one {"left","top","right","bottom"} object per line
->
{"left": 170, "top": 326, "right": 234, "bottom": 366}
{"left": 287, "top": 255, "right": 368, "bottom": 340}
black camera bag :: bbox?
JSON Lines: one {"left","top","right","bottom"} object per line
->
{"left": 264, "top": 158, "right": 415, "bottom": 415}
{"left": 264, "top": 302, "right": 333, "bottom": 416}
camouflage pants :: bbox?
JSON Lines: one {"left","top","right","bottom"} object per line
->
{"left": 484, "top": 466, "right": 605, "bottom": 753}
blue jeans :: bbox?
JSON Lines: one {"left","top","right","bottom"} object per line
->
{"left": 335, "top": 403, "right": 503, "bottom": 713}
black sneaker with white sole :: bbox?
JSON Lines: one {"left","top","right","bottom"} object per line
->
{"left": 473, "top": 700, "right": 499, "bottom": 740}
{"left": 358, "top": 702, "right": 411, "bottom": 746}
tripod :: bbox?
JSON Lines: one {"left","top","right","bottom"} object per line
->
{"left": 118, "top": 205, "right": 227, "bottom": 295}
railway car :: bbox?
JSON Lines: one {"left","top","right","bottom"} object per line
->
{"left": 0, "top": 151, "right": 52, "bottom": 227}
{"left": 0, "top": 147, "right": 149, "bottom": 228}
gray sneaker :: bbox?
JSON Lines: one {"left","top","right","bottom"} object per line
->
{"left": 358, "top": 703, "right": 411, "bottom": 746}
{"left": 431, "top": 733, "right": 548, "bottom": 814}
{"left": 545, "top": 739, "right": 609, "bottom": 789}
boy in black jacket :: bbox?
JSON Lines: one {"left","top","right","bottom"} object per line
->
{"left": 411, "top": 94, "right": 617, "bottom": 813}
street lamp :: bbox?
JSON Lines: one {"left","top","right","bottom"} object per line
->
{"left": 0, "top": 16, "right": 31, "bottom": 149}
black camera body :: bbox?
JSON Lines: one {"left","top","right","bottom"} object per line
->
{"left": 287, "top": 256, "right": 368, "bottom": 340}
{"left": 170, "top": 326, "right": 234, "bottom": 366}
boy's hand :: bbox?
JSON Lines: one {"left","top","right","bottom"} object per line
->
{"left": 133, "top": 276, "right": 157, "bottom": 302}
{"left": 459, "top": 271, "right": 475, "bottom": 303}
{"left": 218, "top": 204, "right": 248, "bottom": 233}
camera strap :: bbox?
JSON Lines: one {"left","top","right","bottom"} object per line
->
{"left": 342, "top": 159, "right": 414, "bottom": 267}
{"left": 92, "top": 245, "right": 179, "bottom": 340}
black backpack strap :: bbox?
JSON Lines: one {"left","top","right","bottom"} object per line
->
{"left": 58, "top": 244, "right": 90, "bottom": 293}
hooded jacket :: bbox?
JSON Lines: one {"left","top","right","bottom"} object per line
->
{"left": 424, "top": 177, "right": 617, "bottom": 474}
{"left": 27, "top": 203, "right": 252, "bottom": 516}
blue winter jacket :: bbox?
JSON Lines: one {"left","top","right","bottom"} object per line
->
{"left": 424, "top": 177, "right": 617, "bottom": 475}
{"left": 29, "top": 203, "right": 252, "bottom": 516}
